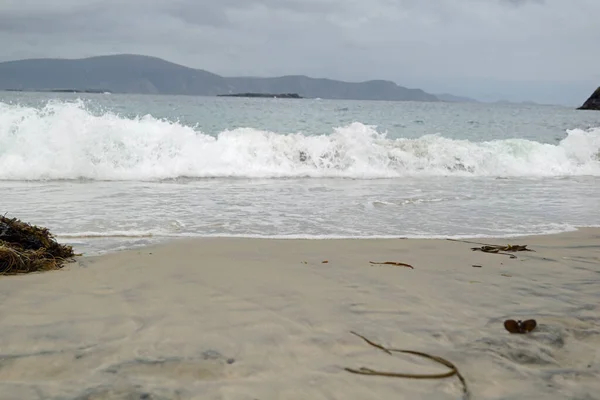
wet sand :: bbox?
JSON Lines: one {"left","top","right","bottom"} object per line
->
{"left": 1, "top": 229, "right": 599, "bottom": 399}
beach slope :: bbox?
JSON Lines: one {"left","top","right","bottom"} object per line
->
{"left": 1, "top": 229, "right": 599, "bottom": 399}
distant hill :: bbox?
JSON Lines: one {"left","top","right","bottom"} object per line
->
{"left": 0, "top": 54, "right": 439, "bottom": 102}
{"left": 0, "top": 54, "right": 228, "bottom": 95}
{"left": 225, "top": 75, "right": 438, "bottom": 101}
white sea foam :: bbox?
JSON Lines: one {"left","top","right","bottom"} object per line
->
{"left": 55, "top": 225, "right": 580, "bottom": 242}
{"left": 1, "top": 100, "right": 599, "bottom": 180}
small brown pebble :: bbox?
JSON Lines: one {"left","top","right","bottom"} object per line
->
{"left": 322, "top": 260, "right": 329, "bottom": 264}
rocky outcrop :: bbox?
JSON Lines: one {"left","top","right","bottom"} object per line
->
{"left": 578, "top": 87, "right": 600, "bottom": 110}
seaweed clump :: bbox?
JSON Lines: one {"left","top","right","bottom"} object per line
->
{"left": 0, "top": 215, "right": 75, "bottom": 275}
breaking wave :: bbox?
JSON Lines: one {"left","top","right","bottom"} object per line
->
{"left": 1, "top": 100, "right": 599, "bottom": 180}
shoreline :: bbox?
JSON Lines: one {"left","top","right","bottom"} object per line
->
{"left": 1, "top": 228, "right": 599, "bottom": 399}
{"left": 58, "top": 225, "right": 600, "bottom": 257}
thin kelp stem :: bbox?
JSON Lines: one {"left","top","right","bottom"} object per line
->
{"left": 346, "top": 331, "right": 470, "bottom": 399}
{"left": 345, "top": 366, "right": 456, "bottom": 379}
{"left": 349, "top": 331, "right": 393, "bottom": 355}
{"left": 369, "top": 261, "right": 414, "bottom": 269}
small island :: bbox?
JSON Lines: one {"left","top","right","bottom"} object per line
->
{"left": 218, "top": 93, "right": 303, "bottom": 99}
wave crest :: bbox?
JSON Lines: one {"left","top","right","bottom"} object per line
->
{"left": 1, "top": 100, "right": 599, "bottom": 180}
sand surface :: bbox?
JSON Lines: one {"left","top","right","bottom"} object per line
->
{"left": 1, "top": 229, "right": 599, "bottom": 399}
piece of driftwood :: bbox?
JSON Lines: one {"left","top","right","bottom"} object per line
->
{"left": 369, "top": 261, "right": 414, "bottom": 269}
{"left": 472, "top": 244, "right": 532, "bottom": 253}
{"left": 504, "top": 319, "right": 537, "bottom": 334}
{"left": 447, "top": 239, "right": 534, "bottom": 259}
{"left": 345, "top": 331, "right": 469, "bottom": 398}
{"left": 470, "top": 244, "right": 534, "bottom": 259}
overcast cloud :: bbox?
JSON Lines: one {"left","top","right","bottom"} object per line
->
{"left": 1, "top": 0, "right": 598, "bottom": 105}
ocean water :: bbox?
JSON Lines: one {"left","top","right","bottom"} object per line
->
{"left": 1, "top": 92, "right": 599, "bottom": 255}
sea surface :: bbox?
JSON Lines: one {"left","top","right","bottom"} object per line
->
{"left": 1, "top": 92, "right": 599, "bottom": 255}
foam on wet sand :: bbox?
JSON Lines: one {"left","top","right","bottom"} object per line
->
{"left": 1, "top": 229, "right": 599, "bottom": 399}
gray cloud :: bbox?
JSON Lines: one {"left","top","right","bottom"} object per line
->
{"left": 0, "top": 0, "right": 598, "bottom": 105}
{"left": 501, "top": 0, "right": 545, "bottom": 6}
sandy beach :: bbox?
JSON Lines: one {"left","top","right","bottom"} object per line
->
{"left": 1, "top": 229, "right": 599, "bottom": 400}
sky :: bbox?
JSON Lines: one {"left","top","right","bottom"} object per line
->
{"left": 0, "top": 0, "right": 599, "bottom": 105}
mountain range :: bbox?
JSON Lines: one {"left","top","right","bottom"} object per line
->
{"left": 0, "top": 54, "right": 472, "bottom": 102}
